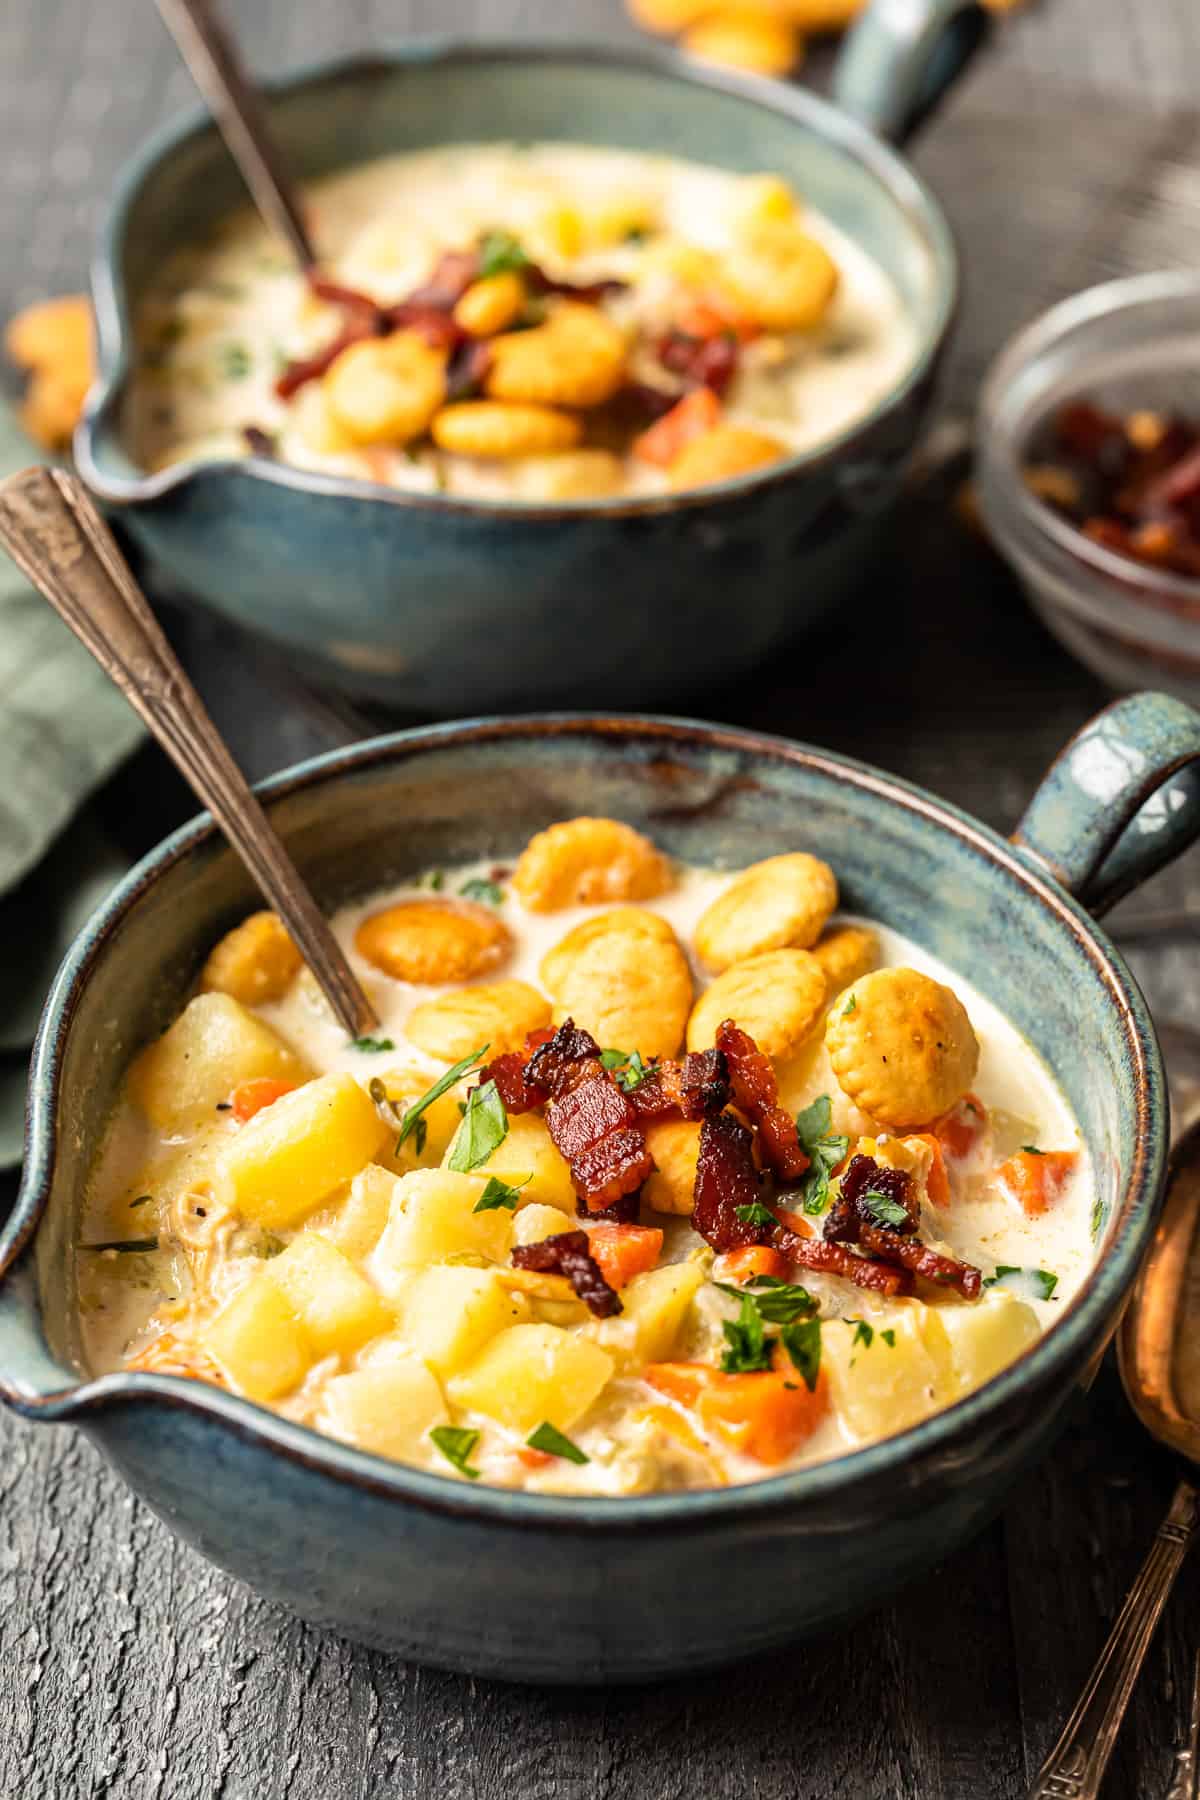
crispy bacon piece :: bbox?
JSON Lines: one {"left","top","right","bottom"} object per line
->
{"left": 714, "top": 1020, "right": 809, "bottom": 1182}
{"left": 629, "top": 1049, "right": 730, "bottom": 1123}
{"left": 692, "top": 1113, "right": 768, "bottom": 1252}
{"left": 824, "top": 1154, "right": 918, "bottom": 1244}
{"left": 511, "top": 1229, "right": 622, "bottom": 1318}
{"left": 525, "top": 1019, "right": 603, "bottom": 1098}
{"left": 523, "top": 263, "right": 627, "bottom": 306}
{"left": 274, "top": 320, "right": 381, "bottom": 398}
{"left": 405, "top": 249, "right": 480, "bottom": 310}
{"left": 308, "top": 275, "right": 386, "bottom": 325}
{"left": 523, "top": 1021, "right": 655, "bottom": 1213}
{"left": 773, "top": 1229, "right": 912, "bottom": 1297}
{"left": 385, "top": 301, "right": 466, "bottom": 351}
{"left": 482, "top": 1051, "right": 548, "bottom": 1115}
{"left": 445, "top": 337, "right": 493, "bottom": 401}
{"left": 655, "top": 329, "right": 739, "bottom": 396}
{"left": 857, "top": 1223, "right": 982, "bottom": 1300}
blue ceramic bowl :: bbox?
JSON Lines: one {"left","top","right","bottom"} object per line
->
{"left": 76, "top": 6, "right": 981, "bottom": 711}
{"left": 4, "top": 697, "right": 1200, "bottom": 1682}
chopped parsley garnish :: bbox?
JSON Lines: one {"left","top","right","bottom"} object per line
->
{"left": 526, "top": 1422, "right": 589, "bottom": 1465}
{"left": 780, "top": 1317, "right": 822, "bottom": 1392}
{"left": 219, "top": 342, "right": 251, "bottom": 380}
{"left": 716, "top": 1277, "right": 817, "bottom": 1324}
{"left": 129, "top": 1195, "right": 152, "bottom": 1209}
{"left": 447, "top": 1079, "right": 508, "bottom": 1172}
{"left": 1020, "top": 1144, "right": 1044, "bottom": 1156}
{"left": 880, "top": 1328, "right": 896, "bottom": 1347}
{"left": 720, "top": 1295, "right": 772, "bottom": 1373}
{"left": 599, "top": 1048, "right": 630, "bottom": 1071}
{"left": 81, "top": 1238, "right": 158, "bottom": 1253}
{"left": 478, "top": 230, "right": 531, "bottom": 278}
{"left": 984, "top": 1264, "right": 1059, "bottom": 1302}
{"left": 428, "top": 869, "right": 445, "bottom": 891}
{"left": 793, "top": 1095, "right": 850, "bottom": 1216}
{"left": 842, "top": 994, "right": 857, "bottom": 1015}
{"left": 1090, "top": 1198, "right": 1108, "bottom": 1241}
{"left": 734, "top": 1202, "right": 778, "bottom": 1228}
{"left": 473, "top": 1175, "right": 529, "bottom": 1213}
{"left": 393, "top": 1045, "right": 490, "bottom": 1154}
{"left": 349, "top": 1035, "right": 396, "bottom": 1054}
{"left": 459, "top": 878, "right": 503, "bottom": 906}
{"left": 254, "top": 1233, "right": 286, "bottom": 1259}
{"left": 850, "top": 1319, "right": 874, "bottom": 1349}
{"left": 860, "top": 1189, "right": 909, "bottom": 1230}
{"left": 430, "top": 1425, "right": 482, "bottom": 1479}
{"left": 598, "top": 1048, "right": 651, "bottom": 1091}
{"left": 623, "top": 224, "right": 650, "bottom": 244}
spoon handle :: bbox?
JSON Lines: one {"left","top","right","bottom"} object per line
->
{"left": 1028, "top": 1478, "right": 1199, "bottom": 1800}
{"left": 153, "top": 0, "right": 315, "bottom": 269}
{"left": 0, "top": 466, "right": 378, "bottom": 1038}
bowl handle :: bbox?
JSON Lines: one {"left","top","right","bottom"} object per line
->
{"left": 831, "top": 0, "right": 989, "bottom": 143}
{"left": 1012, "top": 692, "right": 1200, "bottom": 918}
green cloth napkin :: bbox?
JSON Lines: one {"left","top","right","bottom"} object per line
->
{"left": 0, "top": 409, "right": 145, "bottom": 1164}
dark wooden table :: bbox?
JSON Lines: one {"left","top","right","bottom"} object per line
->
{"left": 5, "top": 3, "right": 1200, "bottom": 1795}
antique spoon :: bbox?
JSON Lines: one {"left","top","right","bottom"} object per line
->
{"left": 152, "top": 0, "right": 315, "bottom": 269}
{"left": 1029, "top": 1120, "right": 1200, "bottom": 1798}
{"left": 0, "top": 466, "right": 378, "bottom": 1037}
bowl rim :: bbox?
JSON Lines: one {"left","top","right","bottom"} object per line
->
{"left": 3, "top": 713, "right": 1165, "bottom": 1532}
{"left": 76, "top": 34, "right": 958, "bottom": 521}
{"left": 978, "top": 268, "right": 1200, "bottom": 606}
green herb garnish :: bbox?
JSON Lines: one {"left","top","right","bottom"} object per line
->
{"left": 880, "top": 1328, "right": 896, "bottom": 1347}
{"left": 459, "top": 878, "right": 503, "bottom": 906}
{"left": 861, "top": 1189, "right": 909, "bottom": 1230}
{"left": 473, "top": 1175, "right": 530, "bottom": 1213}
{"left": 428, "top": 870, "right": 445, "bottom": 891}
{"left": 734, "top": 1202, "right": 778, "bottom": 1228}
{"left": 1020, "top": 1144, "right": 1044, "bottom": 1156}
{"left": 794, "top": 1095, "right": 850, "bottom": 1217}
{"left": 447, "top": 1079, "right": 508, "bottom": 1172}
{"left": 255, "top": 1233, "right": 286, "bottom": 1259}
{"left": 478, "top": 230, "right": 531, "bottom": 278}
{"left": 599, "top": 1048, "right": 630, "bottom": 1071}
{"left": 129, "top": 1195, "right": 152, "bottom": 1209}
{"left": 526, "top": 1421, "right": 589, "bottom": 1464}
{"left": 430, "top": 1425, "right": 482, "bottom": 1479}
{"left": 850, "top": 1319, "right": 874, "bottom": 1349}
{"left": 720, "top": 1295, "right": 772, "bottom": 1374}
{"left": 715, "top": 1277, "right": 817, "bottom": 1324}
{"left": 219, "top": 342, "right": 251, "bottom": 380}
{"left": 780, "top": 1317, "right": 822, "bottom": 1392}
{"left": 984, "top": 1265, "right": 1059, "bottom": 1302}
{"left": 598, "top": 1048, "right": 652, "bottom": 1092}
{"left": 394, "top": 1045, "right": 490, "bottom": 1153}
{"left": 81, "top": 1238, "right": 159, "bottom": 1253}
{"left": 350, "top": 1035, "right": 396, "bottom": 1054}
{"left": 843, "top": 994, "right": 857, "bottom": 1015}
{"left": 1090, "top": 1198, "right": 1108, "bottom": 1241}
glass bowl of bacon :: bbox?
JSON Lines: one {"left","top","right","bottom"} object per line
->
{"left": 978, "top": 271, "right": 1200, "bottom": 701}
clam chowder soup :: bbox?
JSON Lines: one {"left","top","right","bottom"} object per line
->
{"left": 79, "top": 820, "right": 1094, "bottom": 1494}
{"left": 123, "top": 144, "right": 917, "bottom": 500}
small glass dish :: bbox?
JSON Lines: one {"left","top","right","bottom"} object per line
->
{"left": 977, "top": 271, "right": 1200, "bottom": 702}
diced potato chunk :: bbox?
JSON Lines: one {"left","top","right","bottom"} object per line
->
{"left": 321, "top": 1163, "right": 397, "bottom": 1260}
{"left": 400, "top": 1265, "right": 531, "bottom": 1375}
{"left": 447, "top": 1323, "right": 614, "bottom": 1434}
{"left": 202, "top": 1275, "right": 311, "bottom": 1402}
{"left": 320, "top": 1357, "right": 448, "bottom": 1462}
{"left": 512, "top": 1203, "right": 577, "bottom": 1247}
{"left": 373, "top": 1066, "right": 464, "bottom": 1174}
{"left": 821, "top": 1304, "right": 945, "bottom": 1441}
{"left": 266, "top": 1231, "right": 392, "bottom": 1359}
{"left": 373, "top": 1169, "right": 513, "bottom": 1289}
{"left": 219, "top": 1072, "right": 387, "bottom": 1230}
{"left": 586, "top": 1262, "right": 703, "bottom": 1368}
{"left": 933, "top": 1290, "right": 1041, "bottom": 1399}
{"left": 129, "top": 992, "right": 310, "bottom": 1131}
{"left": 461, "top": 1111, "right": 575, "bottom": 1213}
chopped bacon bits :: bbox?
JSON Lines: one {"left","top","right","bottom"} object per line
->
{"left": 511, "top": 1229, "right": 622, "bottom": 1318}
{"left": 629, "top": 1048, "right": 730, "bottom": 1122}
{"left": 274, "top": 320, "right": 380, "bottom": 398}
{"left": 857, "top": 1223, "right": 982, "bottom": 1300}
{"left": 774, "top": 1230, "right": 912, "bottom": 1297}
{"left": 404, "top": 248, "right": 480, "bottom": 311}
{"left": 525, "top": 1019, "right": 603, "bottom": 1097}
{"left": 526, "top": 1021, "right": 655, "bottom": 1214}
{"left": 824, "top": 1153, "right": 918, "bottom": 1243}
{"left": 692, "top": 1112, "right": 768, "bottom": 1252}
{"left": 481, "top": 1050, "right": 549, "bottom": 1115}
{"left": 714, "top": 1019, "right": 809, "bottom": 1181}
{"left": 655, "top": 329, "right": 739, "bottom": 396}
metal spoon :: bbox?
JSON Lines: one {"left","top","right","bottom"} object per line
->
{"left": 1028, "top": 1120, "right": 1200, "bottom": 1798}
{"left": 0, "top": 466, "right": 378, "bottom": 1037}
{"left": 152, "top": 0, "right": 315, "bottom": 269}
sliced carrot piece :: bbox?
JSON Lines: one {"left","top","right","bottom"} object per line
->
{"left": 230, "top": 1076, "right": 297, "bottom": 1124}
{"left": 773, "top": 1206, "right": 815, "bottom": 1239}
{"left": 911, "top": 1133, "right": 951, "bottom": 1207}
{"left": 934, "top": 1092, "right": 987, "bottom": 1162}
{"left": 632, "top": 386, "right": 721, "bottom": 467}
{"left": 674, "top": 292, "right": 760, "bottom": 343}
{"left": 516, "top": 1446, "right": 554, "bottom": 1471}
{"left": 994, "top": 1148, "right": 1079, "bottom": 1217}
{"left": 644, "top": 1361, "right": 828, "bottom": 1464}
{"left": 714, "top": 1245, "right": 792, "bottom": 1283}
{"left": 587, "top": 1223, "right": 664, "bottom": 1290}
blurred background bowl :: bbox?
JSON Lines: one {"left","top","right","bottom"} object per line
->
{"left": 978, "top": 270, "right": 1200, "bottom": 704}
{"left": 76, "top": 36, "right": 964, "bottom": 714}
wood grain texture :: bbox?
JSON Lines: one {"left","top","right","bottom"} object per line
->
{"left": 3, "top": 2, "right": 1200, "bottom": 1794}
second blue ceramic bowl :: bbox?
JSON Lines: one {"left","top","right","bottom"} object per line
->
{"left": 76, "top": 8, "right": 980, "bottom": 709}
{"left": 3, "top": 697, "right": 1200, "bottom": 1681}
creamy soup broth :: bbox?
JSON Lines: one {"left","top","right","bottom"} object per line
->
{"left": 123, "top": 144, "right": 918, "bottom": 501}
{"left": 79, "top": 824, "right": 1094, "bottom": 1496}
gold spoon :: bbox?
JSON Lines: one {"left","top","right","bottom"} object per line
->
{"left": 152, "top": 0, "right": 315, "bottom": 269}
{"left": 0, "top": 466, "right": 378, "bottom": 1038}
{"left": 1029, "top": 1121, "right": 1200, "bottom": 1797}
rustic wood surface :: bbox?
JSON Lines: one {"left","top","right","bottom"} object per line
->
{"left": 4, "top": 2, "right": 1200, "bottom": 1795}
